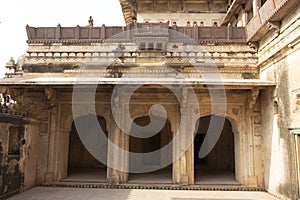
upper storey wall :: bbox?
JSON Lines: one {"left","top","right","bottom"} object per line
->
{"left": 136, "top": 0, "right": 228, "bottom": 26}
{"left": 137, "top": 13, "right": 226, "bottom": 26}
{"left": 22, "top": 23, "right": 257, "bottom": 80}
{"left": 120, "top": 0, "right": 229, "bottom": 25}
{"left": 221, "top": 0, "right": 299, "bottom": 41}
{"left": 135, "top": 0, "right": 228, "bottom": 13}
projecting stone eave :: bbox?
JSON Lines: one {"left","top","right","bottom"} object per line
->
{"left": 0, "top": 77, "right": 276, "bottom": 89}
{"left": 119, "top": 0, "right": 137, "bottom": 25}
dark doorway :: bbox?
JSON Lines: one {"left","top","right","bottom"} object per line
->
{"left": 129, "top": 116, "right": 173, "bottom": 184}
{"left": 65, "top": 115, "right": 108, "bottom": 183}
{"left": 194, "top": 115, "right": 237, "bottom": 185}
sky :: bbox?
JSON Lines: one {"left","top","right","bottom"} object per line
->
{"left": 0, "top": 0, "right": 125, "bottom": 78}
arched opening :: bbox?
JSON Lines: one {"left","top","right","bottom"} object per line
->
{"left": 65, "top": 115, "right": 108, "bottom": 182}
{"left": 194, "top": 115, "right": 237, "bottom": 185}
{"left": 128, "top": 116, "right": 173, "bottom": 184}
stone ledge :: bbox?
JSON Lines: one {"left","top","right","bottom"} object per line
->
{"left": 42, "top": 182, "right": 266, "bottom": 191}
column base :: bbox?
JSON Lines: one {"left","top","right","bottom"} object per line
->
{"left": 108, "top": 174, "right": 120, "bottom": 186}
{"left": 179, "top": 175, "right": 189, "bottom": 186}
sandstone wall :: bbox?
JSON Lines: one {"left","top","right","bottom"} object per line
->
{"left": 259, "top": 4, "right": 300, "bottom": 199}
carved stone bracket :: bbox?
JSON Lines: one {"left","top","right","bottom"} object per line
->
{"left": 248, "top": 42, "right": 258, "bottom": 50}
{"left": 44, "top": 87, "right": 57, "bottom": 107}
{"left": 267, "top": 21, "right": 280, "bottom": 35}
{"left": 249, "top": 88, "right": 260, "bottom": 110}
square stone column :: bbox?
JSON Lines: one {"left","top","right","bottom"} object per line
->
{"left": 173, "top": 88, "right": 195, "bottom": 185}
{"left": 107, "top": 113, "right": 122, "bottom": 185}
{"left": 107, "top": 93, "right": 130, "bottom": 184}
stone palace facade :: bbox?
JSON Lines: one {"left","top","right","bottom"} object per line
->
{"left": 0, "top": 0, "right": 299, "bottom": 199}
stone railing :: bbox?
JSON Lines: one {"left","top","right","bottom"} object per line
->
{"left": 246, "top": 0, "right": 298, "bottom": 41}
{"left": 26, "top": 22, "right": 246, "bottom": 44}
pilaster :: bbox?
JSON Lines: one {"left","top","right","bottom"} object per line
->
{"left": 173, "top": 88, "right": 194, "bottom": 185}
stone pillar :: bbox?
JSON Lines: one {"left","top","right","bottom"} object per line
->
{"left": 119, "top": 129, "right": 129, "bottom": 183}
{"left": 45, "top": 107, "right": 59, "bottom": 182}
{"left": 107, "top": 89, "right": 130, "bottom": 184}
{"left": 246, "top": 108, "right": 256, "bottom": 186}
{"left": 246, "top": 89, "right": 261, "bottom": 187}
{"left": 117, "top": 91, "right": 130, "bottom": 183}
{"left": 173, "top": 88, "right": 194, "bottom": 185}
{"left": 107, "top": 114, "right": 121, "bottom": 185}
{"left": 172, "top": 106, "right": 180, "bottom": 183}
{"left": 252, "top": 99, "right": 264, "bottom": 187}
{"left": 59, "top": 129, "right": 71, "bottom": 180}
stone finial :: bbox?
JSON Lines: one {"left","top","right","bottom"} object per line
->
{"left": 88, "top": 16, "right": 94, "bottom": 27}
{"left": 6, "top": 57, "right": 15, "bottom": 67}
{"left": 5, "top": 57, "right": 17, "bottom": 77}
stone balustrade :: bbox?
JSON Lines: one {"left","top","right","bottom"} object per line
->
{"left": 26, "top": 23, "right": 246, "bottom": 44}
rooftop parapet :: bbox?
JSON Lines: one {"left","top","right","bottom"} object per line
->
{"left": 26, "top": 22, "right": 246, "bottom": 44}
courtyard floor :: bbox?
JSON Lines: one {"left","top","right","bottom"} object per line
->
{"left": 8, "top": 187, "right": 280, "bottom": 200}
